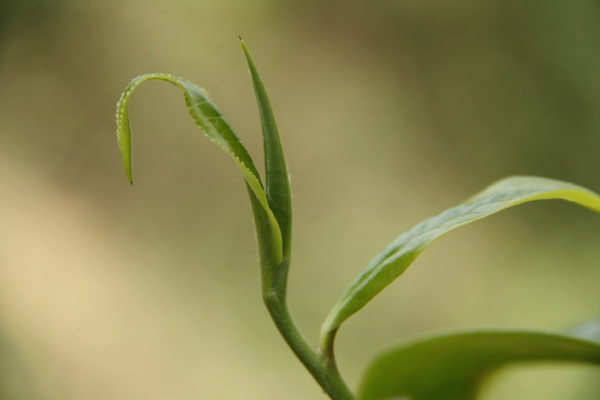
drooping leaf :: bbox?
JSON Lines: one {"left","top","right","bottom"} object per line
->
{"left": 321, "top": 177, "right": 600, "bottom": 339}
{"left": 116, "top": 73, "right": 283, "bottom": 272}
{"left": 241, "top": 40, "right": 293, "bottom": 264}
{"left": 358, "top": 321, "right": 600, "bottom": 400}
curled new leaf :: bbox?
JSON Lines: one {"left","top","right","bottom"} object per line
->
{"left": 322, "top": 177, "right": 600, "bottom": 342}
{"left": 358, "top": 320, "right": 600, "bottom": 400}
{"left": 116, "top": 73, "right": 283, "bottom": 271}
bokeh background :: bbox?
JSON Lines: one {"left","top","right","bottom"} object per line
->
{"left": 1, "top": 0, "right": 600, "bottom": 399}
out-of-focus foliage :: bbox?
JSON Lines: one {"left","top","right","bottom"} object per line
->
{"left": 0, "top": 322, "right": 39, "bottom": 400}
{"left": 283, "top": 0, "right": 600, "bottom": 195}
{"left": 0, "top": 0, "right": 60, "bottom": 51}
{"left": 1, "top": 0, "right": 600, "bottom": 399}
{"left": 359, "top": 323, "right": 600, "bottom": 400}
{"left": 1, "top": 3, "right": 62, "bottom": 399}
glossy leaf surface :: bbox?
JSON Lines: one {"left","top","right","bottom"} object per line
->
{"left": 116, "top": 73, "right": 283, "bottom": 269}
{"left": 322, "top": 177, "right": 600, "bottom": 339}
{"left": 241, "top": 40, "right": 293, "bottom": 263}
{"left": 358, "top": 321, "right": 600, "bottom": 400}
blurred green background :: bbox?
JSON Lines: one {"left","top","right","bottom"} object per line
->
{"left": 1, "top": 0, "right": 600, "bottom": 398}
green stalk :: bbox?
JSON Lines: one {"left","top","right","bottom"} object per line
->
{"left": 248, "top": 190, "right": 354, "bottom": 400}
{"left": 263, "top": 293, "right": 355, "bottom": 400}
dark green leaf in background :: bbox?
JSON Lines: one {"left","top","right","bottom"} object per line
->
{"left": 358, "top": 320, "right": 600, "bottom": 400}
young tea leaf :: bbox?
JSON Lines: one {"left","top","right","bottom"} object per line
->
{"left": 321, "top": 177, "right": 600, "bottom": 341}
{"left": 241, "top": 40, "right": 293, "bottom": 263}
{"left": 116, "top": 73, "right": 283, "bottom": 272}
{"left": 358, "top": 323, "right": 600, "bottom": 400}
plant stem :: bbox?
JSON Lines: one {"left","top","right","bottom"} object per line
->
{"left": 263, "top": 289, "right": 355, "bottom": 400}
{"left": 247, "top": 185, "right": 353, "bottom": 398}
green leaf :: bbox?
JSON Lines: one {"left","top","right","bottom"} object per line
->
{"left": 241, "top": 40, "right": 293, "bottom": 264}
{"left": 116, "top": 73, "right": 283, "bottom": 272}
{"left": 358, "top": 321, "right": 600, "bottom": 400}
{"left": 321, "top": 177, "right": 600, "bottom": 340}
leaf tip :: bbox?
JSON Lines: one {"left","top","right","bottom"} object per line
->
{"left": 124, "top": 168, "right": 133, "bottom": 185}
{"left": 240, "top": 38, "right": 250, "bottom": 56}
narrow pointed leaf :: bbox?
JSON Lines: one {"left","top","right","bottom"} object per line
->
{"left": 116, "top": 73, "right": 283, "bottom": 270}
{"left": 358, "top": 322, "right": 600, "bottom": 400}
{"left": 241, "top": 40, "right": 293, "bottom": 262}
{"left": 322, "top": 177, "right": 600, "bottom": 339}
